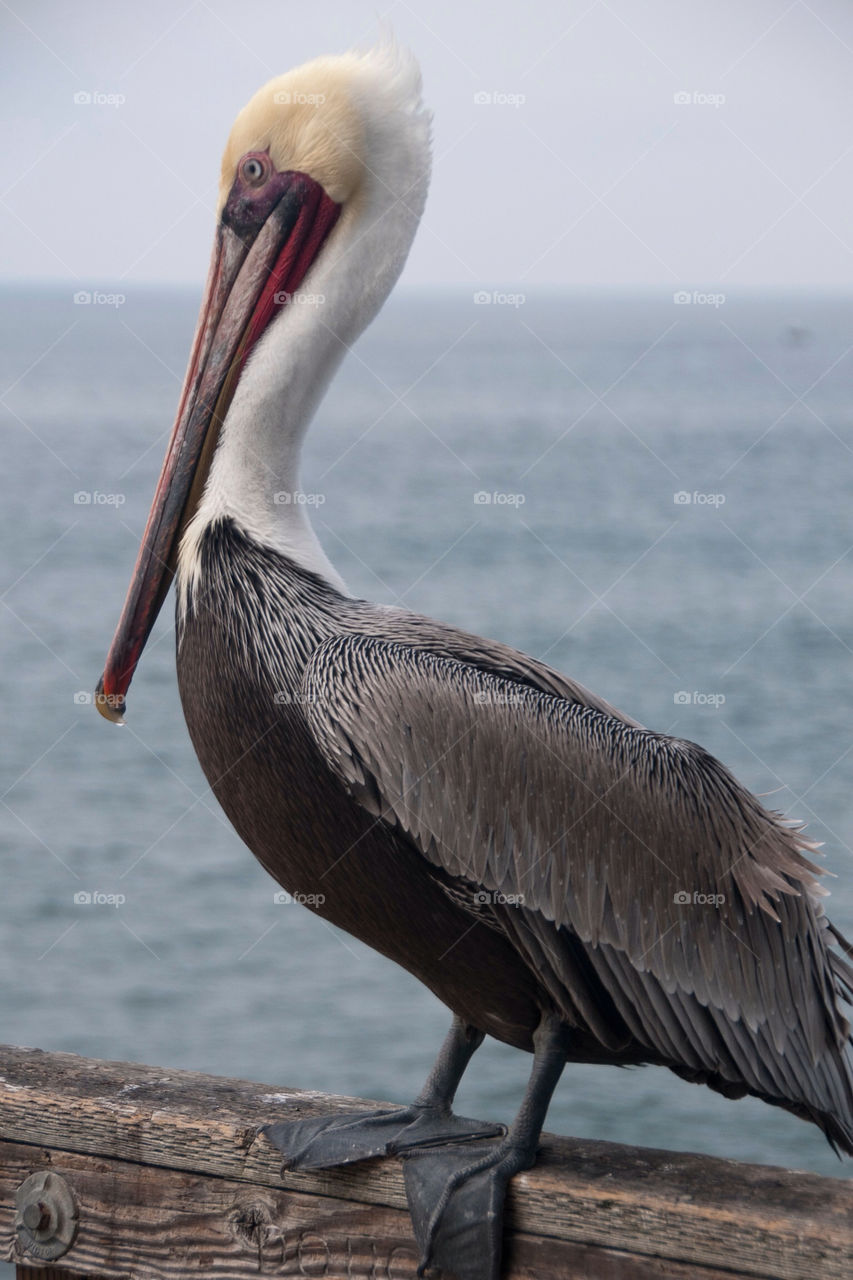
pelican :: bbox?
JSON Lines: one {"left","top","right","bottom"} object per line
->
{"left": 97, "top": 43, "right": 853, "bottom": 1280}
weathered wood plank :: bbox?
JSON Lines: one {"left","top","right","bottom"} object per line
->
{"left": 15, "top": 1271, "right": 90, "bottom": 1279}
{"left": 0, "top": 1141, "right": 773, "bottom": 1279}
{"left": 0, "top": 1044, "right": 850, "bottom": 1280}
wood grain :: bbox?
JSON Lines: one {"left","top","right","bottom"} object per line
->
{"left": 0, "top": 1044, "right": 850, "bottom": 1279}
{"left": 14, "top": 1271, "right": 90, "bottom": 1279}
{"left": 2, "top": 1142, "right": 779, "bottom": 1280}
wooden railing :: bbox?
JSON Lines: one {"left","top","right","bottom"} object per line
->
{"left": 0, "top": 1044, "right": 850, "bottom": 1278}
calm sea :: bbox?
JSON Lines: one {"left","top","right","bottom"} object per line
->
{"left": 2, "top": 285, "right": 852, "bottom": 1239}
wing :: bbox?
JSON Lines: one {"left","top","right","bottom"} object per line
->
{"left": 301, "top": 633, "right": 853, "bottom": 1147}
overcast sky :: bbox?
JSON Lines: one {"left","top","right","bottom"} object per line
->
{"left": 2, "top": 0, "right": 853, "bottom": 289}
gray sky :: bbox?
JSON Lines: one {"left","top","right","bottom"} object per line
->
{"left": 2, "top": 0, "right": 853, "bottom": 288}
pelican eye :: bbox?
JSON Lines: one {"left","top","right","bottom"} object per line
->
{"left": 240, "top": 155, "right": 269, "bottom": 186}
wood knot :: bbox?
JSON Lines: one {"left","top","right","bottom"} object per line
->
{"left": 229, "top": 1199, "right": 272, "bottom": 1244}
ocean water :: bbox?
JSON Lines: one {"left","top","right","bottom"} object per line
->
{"left": 2, "top": 285, "right": 853, "bottom": 1222}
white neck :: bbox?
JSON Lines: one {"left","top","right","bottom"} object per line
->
{"left": 178, "top": 47, "right": 431, "bottom": 611}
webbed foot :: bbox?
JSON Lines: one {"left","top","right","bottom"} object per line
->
{"left": 403, "top": 1136, "right": 532, "bottom": 1280}
{"left": 264, "top": 1102, "right": 505, "bottom": 1171}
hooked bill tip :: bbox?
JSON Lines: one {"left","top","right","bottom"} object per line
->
{"left": 94, "top": 675, "right": 126, "bottom": 725}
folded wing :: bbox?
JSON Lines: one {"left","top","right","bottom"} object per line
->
{"left": 302, "top": 633, "right": 853, "bottom": 1149}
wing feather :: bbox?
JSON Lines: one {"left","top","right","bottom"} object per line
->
{"left": 301, "top": 633, "right": 853, "bottom": 1143}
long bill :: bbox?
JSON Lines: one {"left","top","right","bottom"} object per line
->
{"left": 95, "top": 172, "right": 340, "bottom": 723}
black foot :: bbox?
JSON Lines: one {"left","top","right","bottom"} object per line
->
{"left": 263, "top": 1103, "right": 505, "bottom": 1171}
{"left": 403, "top": 1137, "right": 533, "bottom": 1280}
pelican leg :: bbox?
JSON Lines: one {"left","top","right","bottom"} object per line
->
{"left": 402, "top": 1010, "right": 571, "bottom": 1280}
{"left": 263, "top": 1016, "right": 503, "bottom": 1171}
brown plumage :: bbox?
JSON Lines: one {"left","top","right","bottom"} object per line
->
{"left": 178, "top": 518, "right": 853, "bottom": 1153}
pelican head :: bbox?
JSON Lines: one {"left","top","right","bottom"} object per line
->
{"left": 96, "top": 44, "right": 431, "bottom": 722}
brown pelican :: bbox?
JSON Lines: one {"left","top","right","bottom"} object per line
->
{"left": 97, "top": 43, "right": 853, "bottom": 1280}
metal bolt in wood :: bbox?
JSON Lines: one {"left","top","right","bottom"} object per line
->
{"left": 15, "top": 1170, "right": 78, "bottom": 1261}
